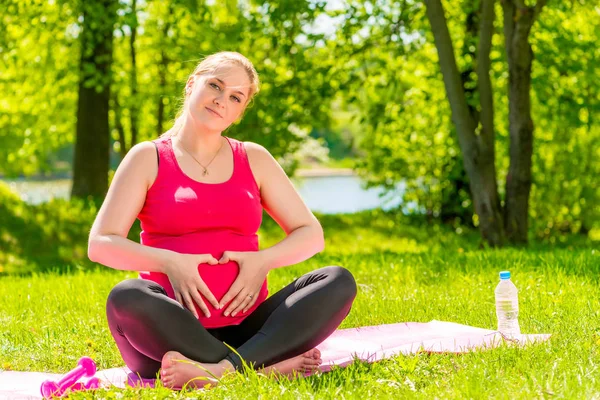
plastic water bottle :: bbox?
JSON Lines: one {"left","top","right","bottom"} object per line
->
{"left": 495, "top": 271, "right": 521, "bottom": 339}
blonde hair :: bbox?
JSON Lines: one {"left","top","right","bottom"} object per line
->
{"left": 161, "top": 52, "right": 260, "bottom": 138}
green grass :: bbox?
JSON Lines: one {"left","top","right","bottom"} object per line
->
{"left": 1, "top": 209, "right": 600, "bottom": 398}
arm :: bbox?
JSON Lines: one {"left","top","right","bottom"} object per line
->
{"left": 245, "top": 142, "right": 325, "bottom": 271}
{"left": 217, "top": 142, "right": 325, "bottom": 315}
{"left": 87, "top": 142, "right": 176, "bottom": 273}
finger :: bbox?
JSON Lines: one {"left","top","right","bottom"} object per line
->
{"left": 230, "top": 292, "right": 253, "bottom": 316}
{"left": 199, "top": 254, "right": 218, "bottom": 265}
{"left": 189, "top": 289, "right": 211, "bottom": 318}
{"left": 182, "top": 292, "right": 199, "bottom": 318}
{"left": 202, "top": 254, "right": 219, "bottom": 265}
{"left": 175, "top": 291, "right": 183, "bottom": 307}
{"left": 223, "top": 286, "right": 245, "bottom": 315}
{"left": 218, "top": 251, "right": 230, "bottom": 264}
{"left": 181, "top": 292, "right": 199, "bottom": 319}
{"left": 195, "top": 278, "right": 220, "bottom": 309}
{"left": 224, "top": 293, "right": 246, "bottom": 316}
{"left": 219, "top": 251, "right": 238, "bottom": 264}
{"left": 242, "top": 292, "right": 259, "bottom": 313}
{"left": 220, "top": 282, "right": 243, "bottom": 309}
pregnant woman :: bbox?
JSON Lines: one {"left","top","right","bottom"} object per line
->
{"left": 87, "top": 51, "right": 357, "bottom": 389}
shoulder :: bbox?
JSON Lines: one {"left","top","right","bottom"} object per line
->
{"left": 242, "top": 141, "right": 284, "bottom": 189}
{"left": 120, "top": 141, "right": 160, "bottom": 189}
{"left": 127, "top": 141, "right": 159, "bottom": 164}
{"left": 243, "top": 141, "right": 272, "bottom": 162}
{"left": 243, "top": 141, "right": 282, "bottom": 169}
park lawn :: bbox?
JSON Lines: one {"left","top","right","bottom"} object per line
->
{"left": 1, "top": 210, "right": 599, "bottom": 399}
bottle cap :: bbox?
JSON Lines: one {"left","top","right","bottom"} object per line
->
{"left": 499, "top": 271, "right": 511, "bottom": 280}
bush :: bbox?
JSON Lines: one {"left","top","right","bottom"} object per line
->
{"left": 0, "top": 182, "right": 108, "bottom": 274}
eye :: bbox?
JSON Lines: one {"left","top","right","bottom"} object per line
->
{"left": 210, "top": 82, "right": 221, "bottom": 90}
{"left": 231, "top": 96, "right": 241, "bottom": 103}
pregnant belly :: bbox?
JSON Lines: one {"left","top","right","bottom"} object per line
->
{"left": 139, "top": 261, "right": 268, "bottom": 328}
{"left": 138, "top": 232, "right": 266, "bottom": 327}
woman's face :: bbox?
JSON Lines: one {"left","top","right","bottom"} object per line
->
{"left": 185, "top": 64, "right": 251, "bottom": 132}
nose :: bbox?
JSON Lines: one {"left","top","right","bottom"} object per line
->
{"left": 213, "top": 95, "right": 225, "bottom": 108}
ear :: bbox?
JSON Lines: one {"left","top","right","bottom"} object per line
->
{"left": 186, "top": 76, "right": 196, "bottom": 92}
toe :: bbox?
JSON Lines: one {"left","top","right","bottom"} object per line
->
{"left": 303, "top": 348, "right": 320, "bottom": 359}
{"left": 161, "top": 351, "right": 175, "bottom": 369}
{"left": 304, "top": 357, "right": 322, "bottom": 366}
{"left": 160, "top": 366, "right": 175, "bottom": 387}
{"left": 303, "top": 364, "right": 319, "bottom": 373}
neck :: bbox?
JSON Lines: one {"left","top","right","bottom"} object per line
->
{"left": 176, "top": 114, "right": 223, "bottom": 156}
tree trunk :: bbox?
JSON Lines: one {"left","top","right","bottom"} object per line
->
{"left": 71, "top": 0, "right": 117, "bottom": 199}
{"left": 440, "top": 3, "right": 480, "bottom": 225}
{"left": 156, "top": 6, "right": 173, "bottom": 138}
{"left": 425, "top": 0, "right": 505, "bottom": 246}
{"left": 113, "top": 94, "right": 127, "bottom": 160}
{"left": 502, "top": 0, "right": 547, "bottom": 245}
{"left": 129, "top": 0, "right": 139, "bottom": 148}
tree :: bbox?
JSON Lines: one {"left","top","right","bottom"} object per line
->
{"left": 527, "top": 1, "right": 600, "bottom": 239}
{"left": 0, "top": 0, "right": 79, "bottom": 177}
{"left": 105, "top": 0, "right": 338, "bottom": 172}
{"left": 424, "top": 0, "right": 547, "bottom": 245}
{"left": 112, "top": 0, "right": 140, "bottom": 159}
{"left": 501, "top": 0, "right": 546, "bottom": 244}
{"left": 71, "top": 0, "right": 119, "bottom": 199}
{"left": 425, "top": 0, "right": 505, "bottom": 246}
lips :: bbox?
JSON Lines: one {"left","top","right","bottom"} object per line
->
{"left": 205, "top": 107, "right": 223, "bottom": 118}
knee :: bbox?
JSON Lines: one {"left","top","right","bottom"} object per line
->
{"left": 327, "top": 266, "right": 358, "bottom": 302}
{"left": 106, "top": 279, "right": 149, "bottom": 316}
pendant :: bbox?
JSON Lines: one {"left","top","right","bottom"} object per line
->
{"left": 202, "top": 168, "right": 208, "bottom": 176}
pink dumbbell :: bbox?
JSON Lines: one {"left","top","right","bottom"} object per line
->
{"left": 68, "top": 377, "right": 101, "bottom": 392}
{"left": 40, "top": 357, "right": 96, "bottom": 398}
{"left": 84, "top": 376, "right": 100, "bottom": 389}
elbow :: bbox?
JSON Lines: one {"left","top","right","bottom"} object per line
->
{"left": 87, "top": 235, "right": 100, "bottom": 263}
{"left": 314, "top": 222, "right": 325, "bottom": 253}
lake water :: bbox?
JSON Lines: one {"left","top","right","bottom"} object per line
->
{"left": 2, "top": 175, "right": 405, "bottom": 214}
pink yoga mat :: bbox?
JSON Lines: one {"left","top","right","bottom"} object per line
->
{"left": 0, "top": 321, "right": 550, "bottom": 399}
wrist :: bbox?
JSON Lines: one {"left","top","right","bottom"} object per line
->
{"left": 160, "top": 249, "right": 178, "bottom": 274}
{"left": 258, "top": 248, "right": 275, "bottom": 272}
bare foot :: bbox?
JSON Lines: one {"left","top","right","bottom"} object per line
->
{"left": 160, "top": 351, "right": 233, "bottom": 390}
{"left": 261, "top": 348, "right": 323, "bottom": 378}
{"left": 160, "top": 348, "right": 323, "bottom": 389}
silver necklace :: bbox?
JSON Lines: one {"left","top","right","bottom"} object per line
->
{"left": 177, "top": 137, "right": 224, "bottom": 176}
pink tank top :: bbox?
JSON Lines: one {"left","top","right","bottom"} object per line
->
{"left": 137, "top": 136, "right": 268, "bottom": 328}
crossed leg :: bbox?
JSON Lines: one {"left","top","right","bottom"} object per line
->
{"left": 106, "top": 266, "right": 357, "bottom": 388}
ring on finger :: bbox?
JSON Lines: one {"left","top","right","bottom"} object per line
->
{"left": 241, "top": 295, "right": 254, "bottom": 312}
{"left": 242, "top": 296, "right": 253, "bottom": 308}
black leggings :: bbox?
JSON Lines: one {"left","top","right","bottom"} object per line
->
{"left": 106, "top": 266, "right": 357, "bottom": 378}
